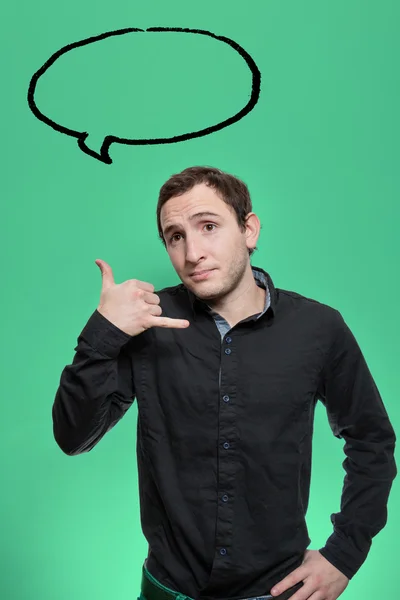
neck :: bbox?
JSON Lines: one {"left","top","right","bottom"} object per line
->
{"left": 217, "top": 284, "right": 266, "bottom": 327}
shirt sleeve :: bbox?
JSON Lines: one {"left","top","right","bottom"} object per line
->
{"left": 52, "top": 309, "right": 136, "bottom": 456}
{"left": 316, "top": 309, "right": 397, "bottom": 580}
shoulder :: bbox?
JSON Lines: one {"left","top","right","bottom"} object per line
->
{"left": 276, "top": 286, "right": 341, "bottom": 321}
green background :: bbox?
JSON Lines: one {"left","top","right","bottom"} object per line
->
{"left": 1, "top": 0, "right": 399, "bottom": 598}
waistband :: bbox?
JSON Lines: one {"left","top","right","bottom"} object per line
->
{"left": 140, "top": 561, "right": 304, "bottom": 600}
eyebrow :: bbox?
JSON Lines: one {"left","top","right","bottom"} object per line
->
{"left": 163, "top": 211, "right": 222, "bottom": 238}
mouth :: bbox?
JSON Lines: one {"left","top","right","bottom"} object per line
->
{"left": 190, "top": 269, "right": 215, "bottom": 281}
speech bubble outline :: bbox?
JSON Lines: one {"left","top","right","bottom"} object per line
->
{"left": 27, "top": 27, "right": 261, "bottom": 164}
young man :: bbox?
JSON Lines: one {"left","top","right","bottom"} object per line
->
{"left": 52, "top": 166, "right": 397, "bottom": 600}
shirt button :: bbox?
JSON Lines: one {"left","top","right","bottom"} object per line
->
{"left": 220, "top": 548, "right": 227, "bottom": 555}
{"left": 223, "top": 442, "right": 230, "bottom": 449}
{"left": 225, "top": 337, "right": 232, "bottom": 343}
{"left": 222, "top": 494, "right": 229, "bottom": 502}
{"left": 223, "top": 395, "right": 230, "bottom": 403}
{"left": 224, "top": 348, "right": 231, "bottom": 355}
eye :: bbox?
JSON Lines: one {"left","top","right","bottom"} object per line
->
{"left": 170, "top": 223, "right": 217, "bottom": 243}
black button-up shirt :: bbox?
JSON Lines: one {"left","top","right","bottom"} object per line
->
{"left": 52, "top": 266, "right": 397, "bottom": 600}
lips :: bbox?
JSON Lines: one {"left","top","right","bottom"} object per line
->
{"left": 190, "top": 268, "right": 215, "bottom": 280}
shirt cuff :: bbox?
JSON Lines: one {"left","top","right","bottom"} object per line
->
{"left": 78, "top": 309, "right": 133, "bottom": 358}
{"left": 318, "top": 530, "right": 370, "bottom": 580}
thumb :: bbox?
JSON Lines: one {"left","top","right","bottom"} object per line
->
{"left": 95, "top": 259, "right": 115, "bottom": 289}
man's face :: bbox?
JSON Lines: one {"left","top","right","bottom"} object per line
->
{"left": 160, "top": 182, "right": 258, "bottom": 303}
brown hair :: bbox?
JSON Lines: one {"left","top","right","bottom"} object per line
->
{"left": 156, "top": 166, "right": 260, "bottom": 257}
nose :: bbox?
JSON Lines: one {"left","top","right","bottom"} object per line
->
{"left": 184, "top": 235, "right": 206, "bottom": 263}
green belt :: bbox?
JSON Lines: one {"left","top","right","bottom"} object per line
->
{"left": 140, "top": 562, "right": 304, "bottom": 600}
{"left": 140, "top": 563, "right": 195, "bottom": 600}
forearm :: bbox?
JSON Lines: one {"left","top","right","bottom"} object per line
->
{"left": 319, "top": 423, "right": 397, "bottom": 578}
{"left": 52, "top": 309, "right": 135, "bottom": 455}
